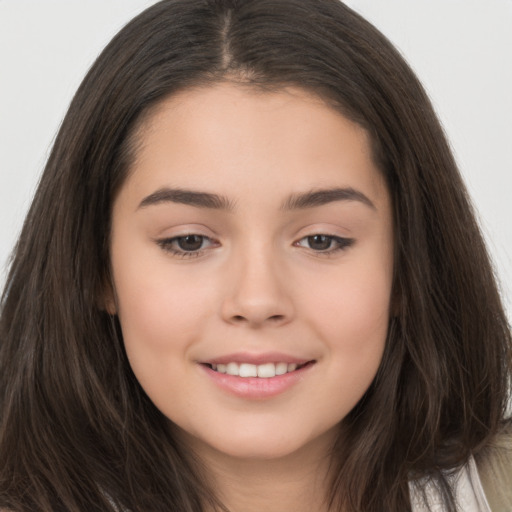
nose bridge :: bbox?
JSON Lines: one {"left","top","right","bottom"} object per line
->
{"left": 221, "top": 238, "right": 293, "bottom": 327}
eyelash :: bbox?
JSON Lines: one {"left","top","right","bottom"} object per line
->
{"left": 156, "top": 234, "right": 217, "bottom": 258}
{"left": 294, "top": 234, "right": 355, "bottom": 255}
{"left": 156, "top": 234, "right": 354, "bottom": 259}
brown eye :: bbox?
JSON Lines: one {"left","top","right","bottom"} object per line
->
{"left": 157, "top": 234, "right": 217, "bottom": 257}
{"left": 295, "top": 234, "right": 354, "bottom": 254}
{"left": 176, "top": 235, "right": 204, "bottom": 251}
{"left": 307, "top": 235, "right": 333, "bottom": 251}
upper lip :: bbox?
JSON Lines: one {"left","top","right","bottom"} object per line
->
{"left": 200, "top": 352, "right": 314, "bottom": 366}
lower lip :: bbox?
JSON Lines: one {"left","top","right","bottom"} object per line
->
{"left": 200, "top": 363, "right": 315, "bottom": 399}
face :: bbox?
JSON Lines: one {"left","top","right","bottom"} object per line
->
{"left": 109, "top": 83, "right": 394, "bottom": 462}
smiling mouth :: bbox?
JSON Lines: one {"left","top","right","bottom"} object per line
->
{"left": 202, "top": 361, "right": 314, "bottom": 378}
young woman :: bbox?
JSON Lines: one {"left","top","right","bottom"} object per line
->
{"left": 0, "top": 1, "right": 510, "bottom": 511}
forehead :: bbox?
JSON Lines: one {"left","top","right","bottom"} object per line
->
{"left": 121, "top": 83, "right": 388, "bottom": 210}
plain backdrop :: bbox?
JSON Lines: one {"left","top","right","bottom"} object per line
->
{"left": 0, "top": 0, "right": 511, "bottom": 319}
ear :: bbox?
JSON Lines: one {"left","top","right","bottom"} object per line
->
{"left": 104, "top": 293, "right": 117, "bottom": 316}
{"left": 99, "top": 275, "right": 117, "bottom": 315}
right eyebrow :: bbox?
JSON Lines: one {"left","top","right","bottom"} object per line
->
{"left": 137, "top": 187, "right": 235, "bottom": 211}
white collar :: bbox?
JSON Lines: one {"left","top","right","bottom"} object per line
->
{"left": 409, "top": 456, "right": 491, "bottom": 511}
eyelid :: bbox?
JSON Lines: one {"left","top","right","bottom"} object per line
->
{"left": 156, "top": 234, "right": 220, "bottom": 258}
{"left": 293, "top": 234, "right": 355, "bottom": 255}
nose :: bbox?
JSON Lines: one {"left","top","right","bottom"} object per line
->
{"left": 220, "top": 248, "right": 294, "bottom": 328}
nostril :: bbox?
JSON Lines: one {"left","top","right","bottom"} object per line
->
{"left": 230, "top": 313, "right": 285, "bottom": 324}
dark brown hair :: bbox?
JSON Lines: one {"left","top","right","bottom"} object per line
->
{"left": 1, "top": 1, "right": 510, "bottom": 511}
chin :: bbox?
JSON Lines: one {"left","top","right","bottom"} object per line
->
{"left": 183, "top": 422, "right": 337, "bottom": 463}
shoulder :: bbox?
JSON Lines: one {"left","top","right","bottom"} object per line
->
{"left": 475, "top": 422, "right": 512, "bottom": 511}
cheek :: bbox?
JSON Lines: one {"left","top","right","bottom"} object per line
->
{"left": 313, "top": 278, "right": 389, "bottom": 419}
{"left": 305, "top": 258, "right": 391, "bottom": 338}
{"left": 111, "top": 252, "right": 218, "bottom": 367}
{"left": 112, "top": 266, "right": 217, "bottom": 415}
{"left": 297, "top": 253, "right": 392, "bottom": 385}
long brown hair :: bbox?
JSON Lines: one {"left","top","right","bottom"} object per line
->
{"left": 1, "top": 1, "right": 510, "bottom": 511}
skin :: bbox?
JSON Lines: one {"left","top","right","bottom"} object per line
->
{"left": 108, "top": 83, "right": 394, "bottom": 511}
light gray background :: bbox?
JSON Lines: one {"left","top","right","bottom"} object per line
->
{"left": 1, "top": 0, "right": 511, "bottom": 319}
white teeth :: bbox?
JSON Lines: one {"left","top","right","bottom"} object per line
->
{"left": 226, "top": 362, "right": 239, "bottom": 376}
{"left": 239, "top": 363, "right": 258, "bottom": 377}
{"left": 210, "top": 362, "right": 304, "bottom": 378}
{"left": 257, "top": 363, "right": 276, "bottom": 378}
{"left": 275, "top": 362, "right": 288, "bottom": 375}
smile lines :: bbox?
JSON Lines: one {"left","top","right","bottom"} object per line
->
{"left": 205, "top": 361, "right": 310, "bottom": 378}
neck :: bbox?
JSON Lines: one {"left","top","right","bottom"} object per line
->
{"left": 192, "top": 431, "right": 336, "bottom": 512}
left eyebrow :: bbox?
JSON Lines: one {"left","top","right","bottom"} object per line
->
{"left": 281, "top": 187, "right": 376, "bottom": 211}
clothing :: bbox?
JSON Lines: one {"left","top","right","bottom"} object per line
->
{"left": 410, "top": 456, "right": 491, "bottom": 512}
{"left": 475, "top": 428, "right": 512, "bottom": 512}
{"left": 410, "top": 428, "right": 512, "bottom": 512}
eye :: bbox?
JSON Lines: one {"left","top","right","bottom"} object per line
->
{"left": 295, "top": 234, "right": 354, "bottom": 254}
{"left": 156, "top": 234, "right": 218, "bottom": 258}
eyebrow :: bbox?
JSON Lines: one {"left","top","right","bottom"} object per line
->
{"left": 137, "top": 186, "right": 376, "bottom": 212}
{"left": 281, "top": 187, "right": 376, "bottom": 211}
{"left": 138, "top": 188, "right": 235, "bottom": 211}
